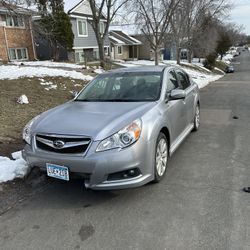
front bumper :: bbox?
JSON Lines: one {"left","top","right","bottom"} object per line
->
{"left": 22, "top": 138, "right": 154, "bottom": 190}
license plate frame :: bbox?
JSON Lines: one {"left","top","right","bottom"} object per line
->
{"left": 46, "top": 163, "right": 69, "bottom": 181}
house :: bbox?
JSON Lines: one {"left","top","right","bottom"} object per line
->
{"left": 110, "top": 24, "right": 177, "bottom": 61}
{"left": 109, "top": 30, "right": 141, "bottom": 60}
{"left": 0, "top": 3, "right": 36, "bottom": 63}
{"left": 67, "top": 0, "right": 109, "bottom": 63}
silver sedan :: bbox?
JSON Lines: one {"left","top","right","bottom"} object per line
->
{"left": 22, "top": 66, "right": 200, "bottom": 190}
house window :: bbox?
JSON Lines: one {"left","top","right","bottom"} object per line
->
{"left": 9, "top": 48, "right": 28, "bottom": 60}
{"left": 117, "top": 46, "right": 122, "bottom": 55}
{"left": 6, "top": 16, "right": 25, "bottom": 28}
{"left": 104, "top": 47, "right": 109, "bottom": 55}
{"left": 100, "top": 22, "right": 105, "bottom": 34}
{"left": 75, "top": 51, "right": 85, "bottom": 63}
{"left": 77, "top": 19, "right": 88, "bottom": 36}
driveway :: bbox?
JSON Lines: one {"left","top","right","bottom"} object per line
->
{"left": 0, "top": 53, "right": 250, "bottom": 250}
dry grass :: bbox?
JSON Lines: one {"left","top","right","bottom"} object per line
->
{"left": 0, "top": 77, "right": 89, "bottom": 156}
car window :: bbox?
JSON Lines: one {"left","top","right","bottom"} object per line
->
{"left": 176, "top": 71, "right": 191, "bottom": 90}
{"left": 167, "top": 71, "right": 179, "bottom": 92}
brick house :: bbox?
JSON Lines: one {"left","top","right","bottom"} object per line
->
{"left": 0, "top": 3, "right": 36, "bottom": 63}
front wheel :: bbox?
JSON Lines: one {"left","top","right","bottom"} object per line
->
{"left": 153, "top": 133, "right": 168, "bottom": 183}
{"left": 193, "top": 105, "right": 200, "bottom": 131}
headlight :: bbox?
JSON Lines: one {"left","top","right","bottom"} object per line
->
{"left": 22, "top": 115, "right": 40, "bottom": 145}
{"left": 96, "top": 119, "right": 142, "bottom": 152}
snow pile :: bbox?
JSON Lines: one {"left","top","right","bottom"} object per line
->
{"left": 0, "top": 151, "right": 29, "bottom": 183}
{"left": 0, "top": 65, "right": 94, "bottom": 81}
{"left": 215, "top": 67, "right": 226, "bottom": 74}
{"left": 222, "top": 54, "right": 234, "bottom": 64}
{"left": 12, "top": 60, "right": 84, "bottom": 69}
{"left": 117, "top": 60, "right": 223, "bottom": 89}
{"left": 17, "top": 95, "right": 29, "bottom": 104}
{"left": 184, "top": 68, "right": 222, "bottom": 89}
{"left": 94, "top": 68, "right": 105, "bottom": 74}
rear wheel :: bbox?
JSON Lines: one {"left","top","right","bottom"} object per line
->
{"left": 193, "top": 104, "right": 200, "bottom": 131}
{"left": 153, "top": 133, "right": 168, "bottom": 183}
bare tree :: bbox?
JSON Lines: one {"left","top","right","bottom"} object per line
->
{"left": 170, "top": 0, "right": 231, "bottom": 64}
{"left": 0, "top": 0, "right": 34, "bottom": 7}
{"left": 183, "top": 0, "right": 231, "bottom": 63}
{"left": 88, "top": 0, "right": 130, "bottom": 68}
{"left": 192, "top": 15, "right": 220, "bottom": 60}
{"left": 169, "top": 0, "right": 187, "bottom": 64}
{"left": 131, "top": 0, "right": 180, "bottom": 65}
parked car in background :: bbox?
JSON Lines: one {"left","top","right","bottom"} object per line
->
{"left": 22, "top": 66, "right": 200, "bottom": 190}
{"left": 225, "top": 65, "right": 235, "bottom": 73}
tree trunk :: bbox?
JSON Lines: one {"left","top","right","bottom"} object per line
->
{"left": 154, "top": 46, "right": 159, "bottom": 65}
{"left": 97, "top": 39, "right": 105, "bottom": 68}
{"left": 188, "top": 48, "right": 192, "bottom": 63}
{"left": 55, "top": 43, "right": 60, "bottom": 61}
{"left": 177, "top": 46, "right": 181, "bottom": 65}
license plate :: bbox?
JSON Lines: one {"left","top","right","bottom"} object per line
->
{"left": 46, "top": 163, "right": 69, "bottom": 181}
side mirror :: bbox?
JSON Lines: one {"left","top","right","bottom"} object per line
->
{"left": 169, "top": 89, "right": 186, "bottom": 100}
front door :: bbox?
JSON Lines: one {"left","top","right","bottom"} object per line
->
{"left": 164, "top": 70, "right": 187, "bottom": 143}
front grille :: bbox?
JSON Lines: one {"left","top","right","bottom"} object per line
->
{"left": 36, "top": 134, "right": 91, "bottom": 155}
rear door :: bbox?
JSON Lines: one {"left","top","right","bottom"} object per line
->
{"left": 176, "top": 70, "right": 196, "bottom": 125}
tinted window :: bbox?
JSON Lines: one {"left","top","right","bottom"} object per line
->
{"left": 177, "top": 71, "right": 191, "bottom": 90}
{"left": 167, "top": 71, "right": 179, "bottom": 92}
{"left": 76, "top": 72, "right": 163, "bottom": 102}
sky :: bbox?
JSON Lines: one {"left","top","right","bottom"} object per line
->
{"left": 64, "top": 0, "right": 250, "bottom": 35}
{"left": 230, "top": 0, "right": 250, "bottom": 35}
{"left": 64, "top": 0, "right": 80, "bottom": 12}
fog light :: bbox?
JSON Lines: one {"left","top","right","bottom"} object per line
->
{"left": 107, "top": 168, "right": 141, "bottom": 181}
{"left": 129, "top": 170, "right": 135, "bottom": 176}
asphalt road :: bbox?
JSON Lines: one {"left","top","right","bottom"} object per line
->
{"left": 1, "top": 53, "right": 250, "bottom": 250}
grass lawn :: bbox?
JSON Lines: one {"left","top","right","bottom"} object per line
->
{"left": 0, "top": 77, "right": 89, "bottom": 157}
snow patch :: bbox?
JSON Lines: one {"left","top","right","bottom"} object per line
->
{"left": 222, "top": 54, "right": 233, "bottom": 64}
{"left": 40, "top": 81, "right": 53, "bottom": 86}
{"left": 94, "top": 68, "right": 105, "bottom": 74}
{"left": 11, "top": 60, "right": 84, "bottom": 69}
{"left": 0, "top": 151, "right": 29, "bottom": 183}
{"left": 0, "top": 65, "right": 93, "bottom": 81}
{"left": 45, "top": 84, "right": 57, "bottom": 91}
{"left": 17, "top": 95, "right": 29, "bottom": 104}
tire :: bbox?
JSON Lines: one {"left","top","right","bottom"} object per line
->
{"left": 153, "top": 132, "right": 168, "bottom": 183}
{"left": 193, "top": 104, "right": 200, "bottom": 132}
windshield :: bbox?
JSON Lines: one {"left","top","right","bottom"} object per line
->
{"left": 75, "top": 71, "right": 163, "bottom": 102}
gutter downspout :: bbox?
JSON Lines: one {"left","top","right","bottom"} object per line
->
{"left": 29, "top": 17, "right": 38, "bottom": 60}
{"left": 3, "top": 26, "right": 10, "bottom": 61}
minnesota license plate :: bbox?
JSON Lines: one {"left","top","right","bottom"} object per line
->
{"left": 46, "top": 163, "right": 69, "bottom": 181}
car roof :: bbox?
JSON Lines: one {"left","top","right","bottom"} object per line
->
{"left": 104, "top": 66, "right": 173, "bottom": 74}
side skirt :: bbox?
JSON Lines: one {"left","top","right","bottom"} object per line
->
{"left": 169, "top": 123, "right": 194, "bottom": 156}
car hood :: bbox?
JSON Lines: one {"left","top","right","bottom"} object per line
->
{"left": 33, "top": 101, "right": 157, "bottom": 140}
